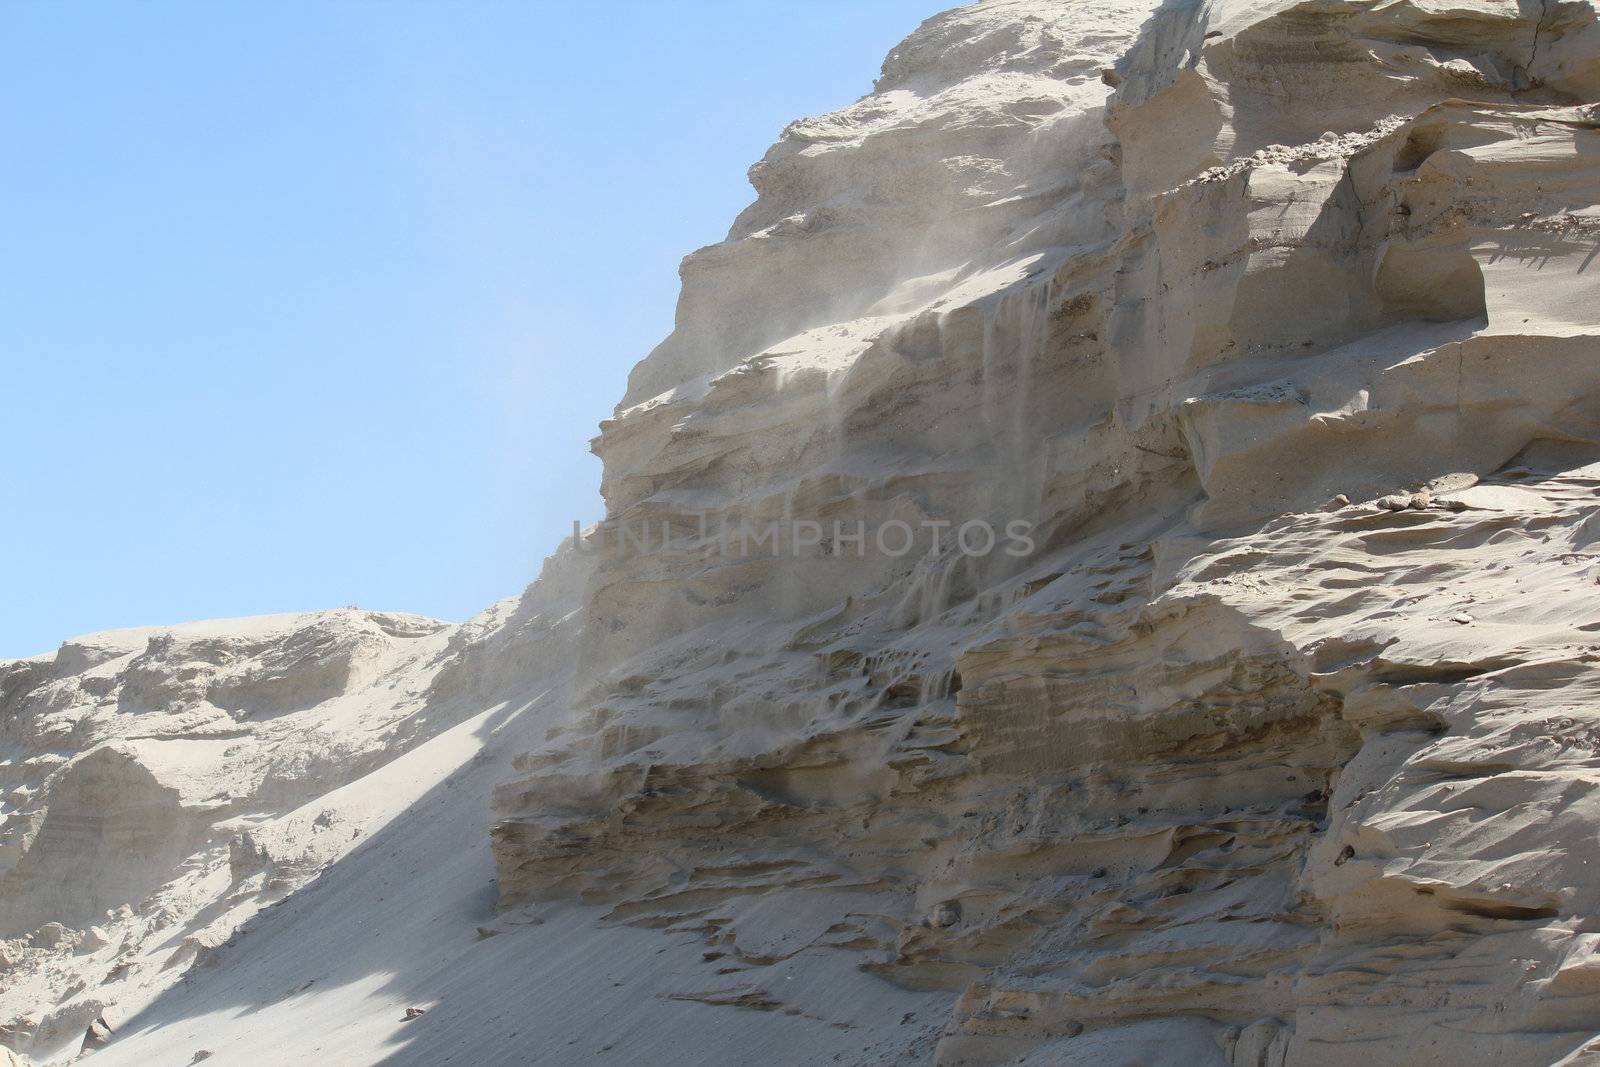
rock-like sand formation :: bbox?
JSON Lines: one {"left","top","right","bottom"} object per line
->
{"left": 5, "top": 1, "right": 1600, "bottom": 1063}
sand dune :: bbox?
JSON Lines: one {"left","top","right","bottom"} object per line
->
{"left": 6, "top": 0, "right": 1600, "bottom": 1063}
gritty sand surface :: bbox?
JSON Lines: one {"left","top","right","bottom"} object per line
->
{"left": 6, "top": 1, "right": 1600, "bottom": 1064}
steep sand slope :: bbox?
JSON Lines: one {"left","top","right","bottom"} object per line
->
{"left": 490, "top": 0, "right": 1600, "bottom": 1064}
{"left": 0, "top": 549, "right": 595, "bottom": 1064}
{"left": 82, "top": 704, "right": 940, "bottom": 1067}
{"left": 6, "top": 1, "right": 1600, "bottom": 1065}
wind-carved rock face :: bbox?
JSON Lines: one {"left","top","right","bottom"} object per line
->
{"left": 492, "top": 1, "right": 1600, "bottom": 1064}
{"left": 3, "top": 2, "right": 1599, "bottom": 1064}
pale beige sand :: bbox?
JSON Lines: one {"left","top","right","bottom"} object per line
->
{"left": 6, "top": 1, "right": 1600, "bottom": 1064}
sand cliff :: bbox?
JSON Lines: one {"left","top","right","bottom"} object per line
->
{"left": 6, "top": 1, "right": 1600, "bottom": 1064}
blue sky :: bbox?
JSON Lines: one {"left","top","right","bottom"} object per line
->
{"left": 0, "top": 1, "right": 944, "bottom": 658}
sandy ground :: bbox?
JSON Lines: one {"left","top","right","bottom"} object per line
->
{"left": 88, "top": 705, "right": 945, "bottom": 1067}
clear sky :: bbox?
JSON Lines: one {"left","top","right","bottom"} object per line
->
{"left": 0, "top": 1, "right": 945, "bottom": 659}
